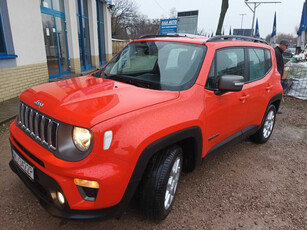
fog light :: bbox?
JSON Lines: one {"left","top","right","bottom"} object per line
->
{"left": 57, "top": 191, "right": 65, "bottom": 204}
{"left": 74, "top": 178, "right": 99, "bottom": 189}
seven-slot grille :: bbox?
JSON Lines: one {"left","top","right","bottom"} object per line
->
{"left": 17, "top": 102, "right": 59, "bottom": 151}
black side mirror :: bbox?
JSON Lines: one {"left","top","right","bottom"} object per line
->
{"left": 215, "top": 75, "right": 244, "bottom": 95}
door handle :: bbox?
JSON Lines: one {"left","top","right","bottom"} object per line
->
{"left": 239, "top": 94, "right": 250, "bottom": 103}
{"left": 266, "top": 85, "right": 273, "bottom": 92}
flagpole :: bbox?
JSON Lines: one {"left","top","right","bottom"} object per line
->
{"left": 244, "top": 1, "right": 281, "bottom": 36}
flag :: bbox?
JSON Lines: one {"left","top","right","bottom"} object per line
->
{"left": 297, "top": 3, "right": 307, "bottom": 49}
{"left": 270, "top": 12, "right": 277, "bottom": 46}
{"left": 229, "top": 27, "right": 232, "bottom": 35}
{"left": 254, "top": 18, "right": 260, "bottom": 38}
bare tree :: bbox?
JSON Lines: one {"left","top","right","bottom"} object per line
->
{"left": 265, "top": 33, "right": 297, "bottom": 45}
{"left": 111, "top": 0, "right": 161, "bottom": 39}
{"left": 169, "top": 7, "right": 177, "bottom": 18}
{"left": 111, "top": 0, "right": 138, "bottom": 39}
{"left": 128, "top": 16, "right": 160, "bottom": 39}
{"left": 216, "top": 0, "right": 229, "bottom": 35}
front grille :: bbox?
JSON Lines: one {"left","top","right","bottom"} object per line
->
{"left": 17, "top": 102, "right": 59, "bottom": 152}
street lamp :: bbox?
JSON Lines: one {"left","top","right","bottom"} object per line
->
{"left": 240, "top": 13, "right": 247, "bottom": 29}
{"left": 244, "top": 0, "right": 281, "bottom": 35}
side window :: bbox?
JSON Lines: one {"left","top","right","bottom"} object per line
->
{"left": 265, "top": 49, "right": 272, "bottom": 72}
{"left": 248, "top": 48, "right": 265, "bottom": 81}
{"left": 205, "top": 58, "right": 216, "bottom": 90}
{"left": 205, "top": 48, "right": 245, "bottom": 90}
{"left": 216, "top": 48, "right": 245, "bottom": 78}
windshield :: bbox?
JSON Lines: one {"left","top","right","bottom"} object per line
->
{"left": 98, "top": 41, "right": 206, "bottom": 91}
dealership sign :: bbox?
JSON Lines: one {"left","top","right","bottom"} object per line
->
{"left": 160, "top": 19, "right": 177, "bottom": 35}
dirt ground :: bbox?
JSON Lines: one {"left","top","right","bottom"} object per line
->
{"left": 0, "top": 97, "right": 306, "bottom": 230}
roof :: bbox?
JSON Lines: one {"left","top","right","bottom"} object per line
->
{"left": 134, "top": 35, "right": 268, "bottom": 46}
{"left": 135, "top": 35, "right": 209, "bottom": 45}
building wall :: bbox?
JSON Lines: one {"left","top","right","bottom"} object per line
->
{"left": 65, "top": 0, "right": 81, "bottom": 74}
{"left": 0, "top": 0, "right": 48, "bottom": 102}
{"left": 103, "top": 2, "right": 113, "bottom": 61}
{"left": 0, "top": 0, "right": 113, "bottom": 102}
{"left": 7, "top": 0, "right": 46, "bottom": 66}
{"left": 0, "top": 63, "right": 48, "bottom": 102}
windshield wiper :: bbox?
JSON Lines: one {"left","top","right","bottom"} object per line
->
{"left": 108, "top": 74, "right": 159, "bottom": 89}
{"left": 92, "top": 68, "right": 109, "bottom": 78}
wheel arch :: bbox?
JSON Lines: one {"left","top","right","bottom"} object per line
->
{"left": 268, "top": 93, "right": 282, "bottom": 113}
{"left": 132, "top": 126, "right": 203, "bottom": 184}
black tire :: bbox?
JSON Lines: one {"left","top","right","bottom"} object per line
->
{"left": 251, "top": 104, "right": 276, "bottom": 144}
{"left": 139, "top": 145, "right": 183, "bottom": 221}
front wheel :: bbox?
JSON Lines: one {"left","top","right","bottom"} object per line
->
{"left": 251, "top": 105, "right": 276, "bottom": 144}
{"left": 139, "top": 145, "right": 183, "bottom": 221}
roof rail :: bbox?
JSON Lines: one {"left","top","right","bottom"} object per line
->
{"left": 206, "top": 35, "right": 268, "bottom": 44}
{"left": 138, "top": 34, "right": 180, "bottom": 39}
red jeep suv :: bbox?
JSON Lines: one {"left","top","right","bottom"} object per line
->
{"left": 9, "top": 35, "right": 283, "bottom": 221}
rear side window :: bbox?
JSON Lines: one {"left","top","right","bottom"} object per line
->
{"left": 248, "top": 48, "right": 265, "bottom": 81}
{"left": 205, "top": 48, "right": 245, "bottom": 90}
{"left": 265, "top": 49, "right": 272, "bottom": 71}
{"left": 248, "top": 48, "right": 272, "bottom": 82}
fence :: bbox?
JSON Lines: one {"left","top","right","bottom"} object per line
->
{"left": 112, "top": 39, "right": 130, "bottom": 55}
{"left": 283, "top": 63, "right": 307, "bottom": 100}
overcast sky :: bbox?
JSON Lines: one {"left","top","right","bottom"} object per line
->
{"left": 132, "top": 0, "right": 303, "bottom": 38}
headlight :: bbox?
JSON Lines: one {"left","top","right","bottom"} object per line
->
{"left": 73, "top": 127, "right": 92, "bottom": 151}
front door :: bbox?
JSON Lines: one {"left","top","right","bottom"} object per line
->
{"left": 204, "top": 47, "right": 249, "bottom": 153}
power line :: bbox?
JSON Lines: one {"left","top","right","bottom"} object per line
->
{"left": 153, "top": 0, "right": 168, "bottom": 15}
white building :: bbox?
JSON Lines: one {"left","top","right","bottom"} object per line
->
{"left": 0, "top": 0, "right": 113, "bottom": 102}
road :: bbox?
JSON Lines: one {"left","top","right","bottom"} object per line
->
{"left": 0, "top": 98, "right": 306, "bottom": 230}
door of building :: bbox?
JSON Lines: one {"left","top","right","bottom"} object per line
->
{"left": 97, "top": 0, "right": 106, "bottom": 66}
{"left": 76, "top": 0, "right": 92, "bottom": 72}
{"left": 41, "top": 0, "right": 70, "bottom": 78}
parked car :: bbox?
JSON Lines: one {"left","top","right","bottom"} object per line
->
{"left": 283, "top": 48, "right": 296, "bottom": 59}
{"left": 9, "top": 35, "right": 283, "bottom": 221}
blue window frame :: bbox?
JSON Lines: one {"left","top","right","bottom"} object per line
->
{"left": 0, "top": 3, "right": 17, "bottom": 59}
{"left": 97, "top": 0, "right": 106, "bottom": 66}
{"left": 41, "top": 0, "right": 71, "bottom": 78}
{"left": 0, "top": 11, "right": 6, "bottom": 55}
{"left": 76, "top": 0, "right": 93, "bottom": 72}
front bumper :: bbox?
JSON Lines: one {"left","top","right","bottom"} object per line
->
{"left": 9, "top": 157, "right": 135, "bottom": 220}
{"left": 9, "top": 121, "right": 139, "bottom": 220}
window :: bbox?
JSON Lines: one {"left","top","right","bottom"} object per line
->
{"left": 0, "top": 2, "right": 17, "bottom": 59}
{"left": 248, "top": 48, "right": 265, "bottom": 81}
{"left": 205, "top": 48, "right": 245, "bottom": 90}
{"left": 248, "top": 48, "right": 272, "bottom": 82}
{"left": 97, "top": 0, "right": 106, "bottom": 66}
{"left": 0, "top": 14, "right": 5, "bottom": 54}
{"left": 265, "top": 49, "right": 272, "bottom": 71}
{"left": 104, "top": 41, "right": 206, "bottom": 91}
{"left": 76, "top": 0, "right": 92, "bottom": 71}
{"left": 40, "top": 0, "right": 64, "bottom": 12}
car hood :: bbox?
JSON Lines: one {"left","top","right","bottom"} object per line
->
{"left": 20, "top": 75, "right": 179, "bottom": 127}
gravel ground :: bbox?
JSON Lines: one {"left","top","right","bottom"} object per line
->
{"left": 0, "top": 97, "right": 306, "bottom": 230}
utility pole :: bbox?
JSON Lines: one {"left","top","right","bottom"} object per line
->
{"left": 244, "top": 1, "right": 281, "bottom": 35}
{"left": 240, "top": 13, "right": 247, "bottom": 29}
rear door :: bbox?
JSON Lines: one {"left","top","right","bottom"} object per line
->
{"left": 243, "top": 47, "right": 274, "bottom": 126}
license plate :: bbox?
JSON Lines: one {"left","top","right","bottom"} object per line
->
{"left": 12, "top": 148, "right": 35, "bottom": 181}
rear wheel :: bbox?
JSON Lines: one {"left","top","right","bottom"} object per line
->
{"left": 251, "top": 105, "right": 276, "bottom": 144}
{"left": 139, "top": 145, "right": 183, "bottom": 221}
